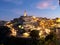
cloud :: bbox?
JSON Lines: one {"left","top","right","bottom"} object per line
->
{"left": 3, "top": 0, "right": 23, "bottom": 5}
{"left": 36, "top": 0, "right": 58, "bottom": 10}
{"left": 36, "top": 2, "right": 50, "bottom": 9}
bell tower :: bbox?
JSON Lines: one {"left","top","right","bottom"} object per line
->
{"left": 24, "top": 10, "right": 27, "bottom": 16}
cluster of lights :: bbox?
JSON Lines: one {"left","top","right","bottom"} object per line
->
{"left": 5, "top": 22, "right": 17, "bottom": 37}
{"left": 18, "top": 25, "right": 24, "bottom": 29}
{"left": 39, "top": 28, "right": 51, "bottom": 38}
{"left": 5, "top": 16, "right": 60, "bottom": 38}
{"left": 21, "top": 17, "right": 60, "bottom": 38}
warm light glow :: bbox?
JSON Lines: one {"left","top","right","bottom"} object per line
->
{"left": 39, "top": 31, "right": 43, "bottom": 36}
{"left": 11, "top": 28, "right": 17, "bottom": 36}
{"left": 39, "top": 31, "right": 46, "bottom": 38}
{"left": 10, "top": 24, "right": 13, "bottom": 26}
{"left": 23, "top": 32, "right": 29, "bottom": 37}
{"left": 45, "top": 29, "right": 50, "bottom": 34}
{"left": 56, "top": 24, "right": 60, "bottom": 27}
{"left": 21, "top": 27, "right": 24, "bottom": 29}
{"left": 18, "top": 25, "right": 24, "bottom": 29}
{"left": 56, "top": 18, "right": 60, "bottom": 22}
{"left": 24, "top": 10, "right": 27, "bottom": 16}
{"left": 37, "top": 27, "right": 41, "bottom": 30}
{"left": 18, "top": 25, "right": 21, "bottom": 28}
{"left": 5, "top": 22, "right": 17, "bottom": 37}
{"left": 32, "top": 16, "right": 36, "bottom": 19}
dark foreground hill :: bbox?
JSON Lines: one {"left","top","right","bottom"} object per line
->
{"left": 3, "top": 37, "right": 34, "bottom": 45}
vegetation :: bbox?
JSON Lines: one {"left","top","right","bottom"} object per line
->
{"left": 0, "top": 26, "right": 57, "bottom": 45}
{"left": 30, "top": 30, "right": 57, "bottom": 45}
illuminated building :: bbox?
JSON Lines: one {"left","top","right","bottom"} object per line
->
{"left": 24, "top": 10, "right": 27, "bottom": 16}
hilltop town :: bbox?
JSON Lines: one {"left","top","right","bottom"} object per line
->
{"left": 0, "top": 11, "right": 58, "bottom": 38}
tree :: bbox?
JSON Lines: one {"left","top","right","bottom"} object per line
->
{"left": 0, "top": 26, "right": 11, "bottom": 36}
{"left": 30, "top": 30, "right": 40, "bottom": 38}
{"left": 30, "top": 30, "right": 40, "bottom": 45}
{"left": 44, "top": 31, "right": 56, "bottom": 45}
{"left": 0, "top": 26, "right": 11, "bottom": 44}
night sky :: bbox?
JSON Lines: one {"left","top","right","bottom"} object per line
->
{"left": 0, "top": 0, "right": 60, "bottom": 21}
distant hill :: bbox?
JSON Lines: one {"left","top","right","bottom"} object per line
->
{"left": 0, "top": 20, "right": 8, "bottom": 26}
